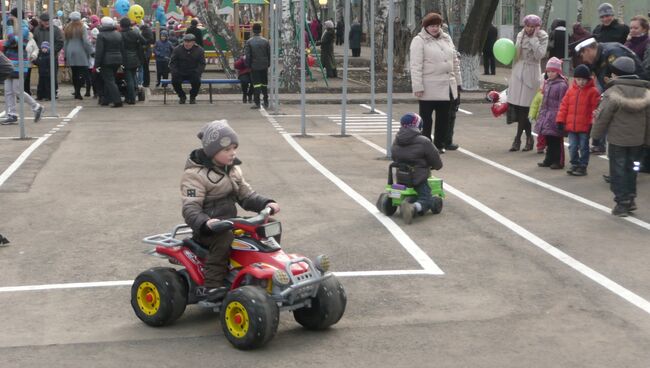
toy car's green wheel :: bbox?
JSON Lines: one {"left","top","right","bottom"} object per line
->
{"left": 220, "top": 286, "right": 279, "bottom": 350}
{"left": 431, "top": 196, "right": 443, "bottom": 214}
{"left": 376, "top": 193, "right": 397, "bottom": 216}
{"left": 131, "top": 267, "right": 188, "bottom": 327}
{"left": 294, "top": 275, "right": 346, "bottom": 330}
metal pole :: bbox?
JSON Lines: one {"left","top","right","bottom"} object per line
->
{"left": 48, "top": 0, "right": 57, "bottom": 116}
{"left": 299, "top": 0, "right": 306, "bottom": 135}
{"left": 269, "top": 0, "right": 275, "bottom": 109}
{"left": 369, "top": 0, "right": 376, "bottom": 113}
{"left": 273, "top": 0, "right": 281, "bottom": 113}
{"left": 17, "top": 3, "right": 26, "bottom": 139}
{"left": 1, "top": 0, "right": 7, "bottom": 42}
{"left": 386, "top": 0, "right": 394, "bottom": 159}
{"left": 340, "top": 0, "right": 350, "bottom": 135}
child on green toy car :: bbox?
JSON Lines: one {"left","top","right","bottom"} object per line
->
{"left": 391, "top": 113, "right": 443, "bottom": 224}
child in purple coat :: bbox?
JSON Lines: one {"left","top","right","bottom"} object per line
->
{"left": 534, "top": 57, "right": 569, "bottom": 169}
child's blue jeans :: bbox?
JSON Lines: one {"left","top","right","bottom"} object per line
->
{"left": 568, "top": 132, "right": 590, "bottom": 168}
{"left": 414, "top": 180, "right": 434, "bottom": 214}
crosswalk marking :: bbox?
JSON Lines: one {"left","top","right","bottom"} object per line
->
{"left": 328, "top": 114, "right": 399, "bottom": 133}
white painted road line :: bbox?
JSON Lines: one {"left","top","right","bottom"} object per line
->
{"left": 458, "top": 147, "right": 650, "bottom": 231}
{"left": 355, "top": 134, "right": 650, "bottom": 316}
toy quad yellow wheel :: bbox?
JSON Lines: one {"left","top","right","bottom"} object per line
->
{"left": 220, "top": 286, "right": 279, "bottom": 350}
{"left": 131, "top": 267, "right": 188, "bottom": 326}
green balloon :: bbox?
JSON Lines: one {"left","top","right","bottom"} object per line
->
{"left": 493, "top": 38, "right": 516, "bottom": 65}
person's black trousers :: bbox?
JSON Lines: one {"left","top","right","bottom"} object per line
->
{"left": 483, "top": 51, "right": 496, "bottom": 75}
{"left": 24, "top": 68, "right": 32, "bottom": 95}
{"left": 36, "top": 72, "right": 51, "bottom": 100}
{"left": 251, "top": 69, "right": 268, "bottom": 107}
{"left": 155, "top": 60, "right": 170, "bottom": 84}
{"left": 543, "top": 135, "right": 563, "bottom": 166}
{"left": 71, "top": 66, "right": 90, "bottom": 97}
{"left": 419, "top": 99, "right": 451, "bottom": 150}
{"left": 351, "top": 48, "right": 360, "bottom": 57}
{"left": 171, "top": 73, "right": 200, "bottom": 100}
{"left": 100, "top": 65, "right": 121, "bottom": 105}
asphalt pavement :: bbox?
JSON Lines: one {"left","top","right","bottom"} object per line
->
{"left": 0, "top": 90, "right": 649, "bottom": 367}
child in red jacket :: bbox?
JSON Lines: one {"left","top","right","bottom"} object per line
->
{"left": 556, "top": 64, "right": 601, "bottom": 176}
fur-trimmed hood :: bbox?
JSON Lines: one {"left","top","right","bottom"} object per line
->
{"left": 604, "top": 77, "right": 650, "bottom": 112}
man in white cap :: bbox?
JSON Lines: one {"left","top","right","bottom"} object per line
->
{"left": 593, "top": 3, "right": 629, "bottom": 44}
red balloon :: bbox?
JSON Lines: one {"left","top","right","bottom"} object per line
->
{"left": 307, "top": 55, "right": 316, "bottom": 67}
{"left": 491, "top": 102, "right": 508, "bottom": 118}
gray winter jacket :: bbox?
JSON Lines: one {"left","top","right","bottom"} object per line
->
{"left": 592, "top": 77, "right": 650, "bottom": 147}
{"left": 180, "top": 149, "right": 274, "bottom": 234}
{"left": 244, "top": 34, "right": 270, "bottom": 71}
{"left": 391, "top": 127, "right": 443, "bottom": 186}
{"left": 64, "top": 31, "right": 92, "bottom": 67}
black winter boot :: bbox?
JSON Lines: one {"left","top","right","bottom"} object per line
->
{"left": 509, "top": 137, "right": 521, "bottom": 152}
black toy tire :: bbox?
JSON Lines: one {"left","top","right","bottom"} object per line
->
{"left": 131, "top": 267, "right": 188, "bottom": 327}
{"left": 293, "top": 275, "right": 346, "bottom": 330}
{"left": 376, "top": 193, "right": 397, "bottom": 216}
{"left": 431, "top": 196, "right": 443, "bottom": 214}
{"left": 220, "top": 286, "right": 279, "bottom": 350}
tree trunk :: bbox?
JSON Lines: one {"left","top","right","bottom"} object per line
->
{"left": 336, "top": 0, "right": 344, "bottom": 23}
{"left": 457, "top": 0, "right": 499, "bottom": 90}
{"left": 513, "top": 0, "right": 524, "bottom": 37}
{"left": 541, "top": 0, "right": 553, "bottom": 31}
{"left": 196, "top": 0, "right": 237, "bottom": 78}
{"left": 413, "top": 0, "right": 422, "bottom": 31}
{"left": 617, "top": 1, "right": 625, "bottom": 20}
{"left": 281, "top": 0, "right": 300, "bottom": 90}
{"left": 374, "top": 0, "right": 388, "bottom": 71}
{"left": 576, "top": 0, "right": 583, "bottom": 23}
{"left": 449, "top": 0, "right": 462, "bottom": 45}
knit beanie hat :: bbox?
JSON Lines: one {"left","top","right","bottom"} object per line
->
{"left": 422, "top": 13, "right": 442, "bottom": 28}
{"left": 69, "top": 11, "right": 81, "bottom": 21}
{"left": 40, "top": 41, "right": 50, "bottom": 50}
{"left": 573, "top": 64, "right": 591, "bottom": 79}
{"left": 324, "top": 20, "right": 334, "bottom": 29}
{"left": 400, "top": 113, "right": 423, "bottom": 129}
{"left": 523, "top": 14, "right": 542, "bottom": 27}
{"left": 198, "top": 120, "right": 239, "bottom": 158}
{"left": 610, "top": 56, "right": 636, "bottom": 76}
{"left": 598, "top": 3, "right": 615, "bottom": 17}
{"left": 545, "top": 57, "right": 563, "bottom": 73}
{"left": 101, "top": 16, "right": 114, "bottom": 27}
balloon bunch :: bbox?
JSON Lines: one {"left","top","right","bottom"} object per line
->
{"left": 486, "top": 89, "right": 509, "bottom": 118}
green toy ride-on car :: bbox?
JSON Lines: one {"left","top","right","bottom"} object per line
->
{"left": 376, "top": 162, "right": 445, "bottom": 216}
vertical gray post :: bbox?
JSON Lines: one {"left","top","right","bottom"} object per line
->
{"left": 369, "top": 0, "right": 376, "bottom": 113}
{"left": 299, "top": 0, "right": 306, "bottom": 135}
{"left": 269, "top": 0, "right": 275, "bottom": 110}
{"left": 563, "top": 0, "right": 570, "bottom": 75}
{"left": 17, "top": 3, "right": 26, "bottom": 139}
{"left": 0, "top": 1, "right": 6, "bottom": 43}
{"left": 273, "top": 0, "right": 281, "bottom": 113}
{"left": 48, "top": 0, "right": 57, "bottom": 116}
{"left": 386, "top": 0, "right": 394, "bottom": 159}
{"left": 340, "top": 0, "right": 350, "bottom": 135}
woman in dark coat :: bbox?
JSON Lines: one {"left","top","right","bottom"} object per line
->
{"left": 349, "top": 18, "right": 362, "bottom": 57}
{"left": 119, "top": 17, "right": 146, "bottom": 104}
{"left": 321, "top": 20, "right": 337, "bottom": 78}
{"left": 94, "top": 16, "right": 124, "bottom": 107}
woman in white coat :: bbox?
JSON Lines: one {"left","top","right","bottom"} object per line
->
{"left": 507, "top": 14, "right": 548, "bottom": 152}
{"left": 409, "top": 12, "right": 462, "bottom": 152}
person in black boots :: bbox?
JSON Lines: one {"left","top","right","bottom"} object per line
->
{"left": 119, "top": 17, "right": 146, "bottom": 105}
{"left": 169, "top": 33, "right": 206, "bottom": 104}
{"left": 244, "top": 23, "right": 270, "bottom": 109}
{"left": 94, "top": 17, "right": 123, "bottom": 107}
{"left": 483, "top": 22, "right": 498, "bottom": 75}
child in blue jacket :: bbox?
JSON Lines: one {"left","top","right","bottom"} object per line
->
{"left": 153, "top": 30, "right": 174, "bottom": 87}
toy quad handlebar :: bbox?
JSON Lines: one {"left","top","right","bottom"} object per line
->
{"left": 207, "top": 207, "right": 273, "bottom": 233}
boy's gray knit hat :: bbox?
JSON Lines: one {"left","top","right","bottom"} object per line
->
{"left": 598, "top": 3, "right": 615, "bottom": 17}
{"left": 610, "top": 56, "right": 636, "bottom": 76}
{"left": 198, "top": 120, "right": 239, "bottom": 157}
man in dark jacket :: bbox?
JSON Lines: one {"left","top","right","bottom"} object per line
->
{"left": 390, "top": 113, "right": 443, "bottom": 224}
{"left": 33, "top": 12, "right": 63, "bottom": 96}
{"left": 482, "top": 22, "right": 498, "bottom": 75}
{"left": 244, "top": 23, "right": 270, "bottom": 109}
{"left": 94, "top": 17, "right": 124, "bottom": 107}
{"left": 593, "top": 3, "right": 629, "bottom": 44}
{"left": 169, "top": 33, "right": 206, "bottom": 104}
{"left": 349, "top": 18, "right": 362, "bottom": 57}
{"left": 120, "top": 17, "right": 146, "bottom": 104}
{"left": 185, "top": 19, "right": 204, "bottom": 48}
{"left": 139, "top": 21, "right": 155, "bottom": 87}
{"left": 592, "top": 57, "right": 650, "bottom": 216}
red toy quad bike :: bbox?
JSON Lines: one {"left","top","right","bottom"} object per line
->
{"left": 130, "top": 208, "right": 346, "bottom": 350}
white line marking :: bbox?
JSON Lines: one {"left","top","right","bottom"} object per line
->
{"left": 356, "top": 129, "right": 650, "bottom": 316}
{"left": 458, "top": 108, "right": 473, "bottom": 115}
{"left": 0, "top": 107, "right": 83, "bottom": 188}
{"left": 458, "top": 147, "right": 650, "bottom": 231}
{"left": 260, "top": 109, "right": 443, "bottom": 275}
{"left": 360, "top": 104, "right": 387, "bottom": 115}
{"left": 65, "top": 106, "right": 83, "bottom": 119}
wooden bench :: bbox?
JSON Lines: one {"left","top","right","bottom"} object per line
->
{"left": 160, "top": 79, "right": 240, "bottom": 104}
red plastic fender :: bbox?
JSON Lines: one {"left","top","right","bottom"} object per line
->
{"left": 156, "top": 246, "right": 205, "bottom": 285}
{"left": 231, "top": 263, "right": 277, "bottom": 289}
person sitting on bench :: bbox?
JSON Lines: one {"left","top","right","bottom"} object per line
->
{"left": 169, "top": 33, "right": 206, "bottom": 104}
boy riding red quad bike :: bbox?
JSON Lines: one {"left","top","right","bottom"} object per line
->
{"left": 131, "top": 207, "right": 346, "bottom": 350}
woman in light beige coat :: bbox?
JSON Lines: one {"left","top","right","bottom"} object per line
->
{"left": 507, "top": 14, "right": 548, "bottom": 152}
{"left": 409, "top": 12, "right": 461, "bottom": 152}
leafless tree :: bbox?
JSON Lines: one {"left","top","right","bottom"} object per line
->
{"left": 541, "top": 0, "right": 553, "bottom": 30}
{"left": 457, "top": 0, "right": 499, "bottom": 90}
{"left": 576, "top": 0, "right": 583, "bottom": 23}
{"left": 513, "top": 0, "right": 524, "bottom": 37}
